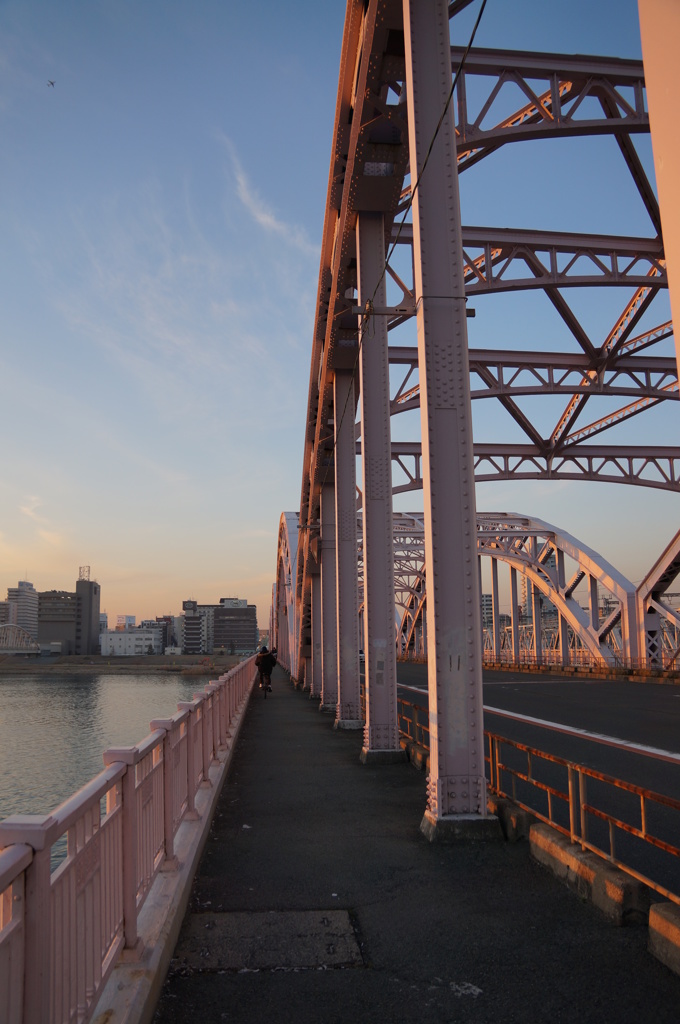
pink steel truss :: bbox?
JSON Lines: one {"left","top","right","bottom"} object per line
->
{"left": 275, "top": 0, "right": 679, "bottom": 827}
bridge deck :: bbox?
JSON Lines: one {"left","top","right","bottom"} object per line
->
{"left": 154, "top": 667, "right": 680, "bottom": 1023}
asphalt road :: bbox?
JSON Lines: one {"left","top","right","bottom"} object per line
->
{"left": 396, "top": 662, "right": 680, "bottom": 898}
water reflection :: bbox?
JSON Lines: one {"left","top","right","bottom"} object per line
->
{"left": 0, "top": 672, "right": 212, "bottom": 822}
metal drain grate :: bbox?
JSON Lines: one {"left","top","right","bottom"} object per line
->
{"left": 174, "top": 910, "right": 363, "bottom": 971}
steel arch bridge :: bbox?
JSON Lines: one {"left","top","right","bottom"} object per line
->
{"left": 0, "top": 624, "right": 40, "bottom": 655}
{"left": 273, "top": 0, "right": 680, "bottom": 831}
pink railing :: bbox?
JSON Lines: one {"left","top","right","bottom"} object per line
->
{"left": 0, "top": 656, "right": 256, "bottom": 1024}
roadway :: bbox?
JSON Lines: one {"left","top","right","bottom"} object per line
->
{"left": 397, "top": 661, "right": 680, "bottom": 754}
{"left": 396, "top": 663, "right": 680, "bottom": 900}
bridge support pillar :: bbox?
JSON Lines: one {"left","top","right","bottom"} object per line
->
{"left": 320, "top": 483, "right": 339, "bottom": 712}
{"left": 491, "top": 558, "right": 501, "bottom": 660}
{"left": 310, "top": 571, "right": 322, "bottom": 698}
{"left": 356, "top": 211, "right": 403, "bottom": 763}
{"left": 510, "top": 568, "right": 520, "bottom": 662}
{"left": 531, "top": 581, "right": 543, "bottom": 667}
{"left": 404, "top": 0, "right": 489, "bottom": 833}
{"left": 334, "top": 369, "right": 363, "bottom": 729}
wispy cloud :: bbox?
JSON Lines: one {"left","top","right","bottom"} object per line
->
{"left": 218, "top": 133, "right": 318, "bottom": 257}
{"left": 19, "top": 496, "right": 46, "bottom": 522}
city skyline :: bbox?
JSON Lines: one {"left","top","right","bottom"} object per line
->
{"left": 0, "top": 0, "right": 676, "bottom": 630}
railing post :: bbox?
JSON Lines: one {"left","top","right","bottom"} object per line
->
{"left": 178, "top": 700, "right": 200, "bottom": 818}
{"left": 0, "top": 817, "right": 55, "bottom": 1024}
{"left": 208, "top": 685, "right": 220, "bottom": 761}
{"left": 193, "top": 692, "right": 212, "bottom": 787}
{"left": 579, "top": 771, "right": 588, "bottom": 850}
{"left": 103, "top": 751, "right": 142, "bottom": 954}
{"left": 149, "top": 722, "right": 178, "bottom": 871}
{"left": 568, "top": 766, "right": 577, "bottom": 842}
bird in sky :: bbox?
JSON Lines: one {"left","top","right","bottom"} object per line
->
{"left": 47, "top": 80, "right": 55, "bottom": 87}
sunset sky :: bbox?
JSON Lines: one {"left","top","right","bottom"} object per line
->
{"left": 0, "top": 0, "right": 676, "bottom": 630}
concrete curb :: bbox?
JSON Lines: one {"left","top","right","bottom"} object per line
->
{"left": 487, "top": 795, "right": 536, "bottom": 842}
{"left": 649, "top": 902, "right": 680, "bottom": 975}
{"left": 92, "top": 678, "right": 256, "bottom": 1024}
{"left": 530, "top": 822, "right": 650, "bottom": 926}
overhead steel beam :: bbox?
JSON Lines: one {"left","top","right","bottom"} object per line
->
{"left": 374, "top": 441, "right": 680, "bottom": 493}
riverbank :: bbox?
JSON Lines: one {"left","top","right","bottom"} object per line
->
{"left": 0, "top": 653, "right": 245, "bottom": 674}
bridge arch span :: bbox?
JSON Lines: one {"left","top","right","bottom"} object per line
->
{"left": 0, "top": 623, "right": 40, "bottom": 654}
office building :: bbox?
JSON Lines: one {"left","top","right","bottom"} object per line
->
{"left": 214, "top": 597, "right": 258, "bottom": 655}
{"left": 37, "top": 575, "right": 101, "bottom": 655}
{"left": 7, "top": 581, "right": 39, "bottom": 640}
{"left": 0, "top": 601, "right": 17, "bottom": 627}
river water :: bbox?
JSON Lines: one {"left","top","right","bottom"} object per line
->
{"left": 0, "top": 672, "right": 213, "bottom": 823}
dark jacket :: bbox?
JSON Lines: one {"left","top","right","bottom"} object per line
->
{"left": 256, "top": 651, "right": 276, "bottom": 674}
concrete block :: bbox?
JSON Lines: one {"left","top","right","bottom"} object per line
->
{"left": 530, "top": 823, "right": 649, "bottom": 925}
{"left": 420, "top": 810, "right": 503, "bottom": 843}
{"left": 649, "top": 902, "right": 680, "bottom": 976}
{"left": 486, "top": 795, "right": 536, "bottom": 842}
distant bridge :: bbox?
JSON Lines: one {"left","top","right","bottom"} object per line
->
{"left": 0, "top": 624, "right": 40, "bottom": 655}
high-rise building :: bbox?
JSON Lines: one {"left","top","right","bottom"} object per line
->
{"left": 214, "top": 597, "right": 258, "bottom": 655}
{"left": 38, "top": 591, "right": 79, "bottom": 653}
{"left": 75, "top": 578, "right": 101, "bottom": 655}
{"left": 182, "top": 600, "right": 206, "bottom": 654}
{"left": 37, "top": 575, "right": 101, "bottom": 655}
{"left": 7, "top": 581, "right": 39, "bottom": 640}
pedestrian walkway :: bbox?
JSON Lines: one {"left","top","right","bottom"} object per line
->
{"left": 153, "top": 668, "right": 680, "bottom": 1024}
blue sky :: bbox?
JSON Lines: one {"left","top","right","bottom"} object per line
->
{"left": 0, "top": 0, "right": 676, "bottom": 628}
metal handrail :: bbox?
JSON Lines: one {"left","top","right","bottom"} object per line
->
{"left": 396, "top": 690, "right": 680, "bottom": 906}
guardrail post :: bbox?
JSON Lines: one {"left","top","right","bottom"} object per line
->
{"left": 0, "top": 817, "right": 55, "bottom": 1024}
{"left": 207, "top": 686, "right": 220, "bottom": 763}
{"left": 568, "top": 766, "right": 577, "bottom": 842}
{"left": 178, "top": 700, "right": 200, "bottom": 818}
{"left": 197, "top": 693, "right": 212, "bottom": 785}
{"left": 579, "top": 771, "right": 588, "bottom": 850}
{"left": 150, "top": 722, "right": 178, "bottom": 871}
{"left": 103, "top": 750, "right": 142, "bottom": 955}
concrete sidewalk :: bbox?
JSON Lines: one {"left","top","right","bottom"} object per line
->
{"left": 153, "top": 668, "right": 680, "bottom": 1024}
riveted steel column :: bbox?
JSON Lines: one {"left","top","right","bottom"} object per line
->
{"left": 491, "top": 558, "right": 501, "bottom": 660}
{"left": 531, "top": 582, "right": 543, "bottom": 666}
{"left": 334, "top": 369, "right": 363, "bottom": 728}
{"left": 404, "top": 0, "right": 491, "bottom": 833}
{"left": 310, "top": 571, "right": 322, "bottom": 698}
{"left": 320, "top": 483, "right": 338, "bottom": 712}
{"left": 356, "top": 212, "right": 403, "bottom": 763}
{"left": 510, "top": 567, "right": 520, "bottom": 662}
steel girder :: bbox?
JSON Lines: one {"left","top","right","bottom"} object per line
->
{"left": 295, "top": 0, "right": 677, "bottom": 680}
{"left": 380, "top": 440, "right": 680, "bottom": 494}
